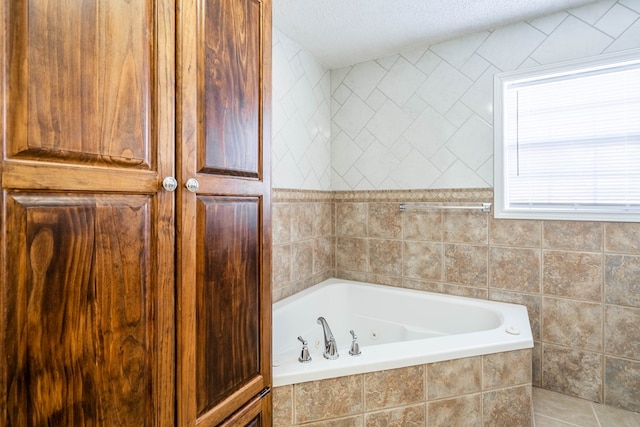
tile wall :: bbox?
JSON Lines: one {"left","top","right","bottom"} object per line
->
{"left": 272, "top": 29, "right": 332, "bottom": 190}
{"left": 329, "top": 0, "right": 640, "bottom": 190}
{"left": 272, "top": 189, "right": 335, "bottom": 302}
{"left": 272, "top": 188, "right": 640, "bottom": 413}
{"left": 272, "top": 0, "right": 640, "bottom": 416}
{"left": 273, "top": 349, "right": 532, "bottom": 426}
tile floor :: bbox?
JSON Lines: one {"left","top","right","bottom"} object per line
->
{"left": 534, "top": 387, "right": 640, "bottom": 427}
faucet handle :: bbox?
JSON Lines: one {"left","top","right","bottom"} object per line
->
{"left": 349, "top": 329, "right": 361, "bottom": 356}
{"left": 297, "top": 336, "right": 312, "bottom": 363}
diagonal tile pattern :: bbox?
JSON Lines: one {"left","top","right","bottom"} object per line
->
{"left": 328, "top": 0, "right": 640, "bottom": 191}
{"left": 272, "top": 29, "right": 332, "bottom": 190}
{"left": 272, "top": 0, "right": 640, "bottom": 192}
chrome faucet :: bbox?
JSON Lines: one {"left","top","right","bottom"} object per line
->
{"left": 349, "top": 329, "right": 361, "bottom": 356}
{"left": 317, "top": 316, "right": 339, "bottom": 359}
{"left": 297, "top": 336, "right": 312, "bottom": 363}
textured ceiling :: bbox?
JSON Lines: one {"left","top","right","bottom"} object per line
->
{"left": 273, "top": 0, "right": 599, "bottom": 68}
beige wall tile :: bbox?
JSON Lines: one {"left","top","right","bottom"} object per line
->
{"left": 542, "top": 344, "right": 602, "bottom": 402}
{"left": 273, "top": 385, "right": 293, "bottom": 426}
{"left": 337, "top": 237, "right": 368, "bottom": 272}
{"left": 273, "top": 189, "right": 640, "bottom": 416}
{"left": 489, "top": 247, "right": 540, "bottom": 293}
{"left": 542, "top": 297, "right": 602, "bottom": 351}
{"left": 605, "top": 222, "right": 640, "bottom": 254}
{"left": 428, "top": 356, "right": 482, "bottom": 400}
{"left": 364, "top": 404, "right": 425, "bottom": 427}
{"left": 337, "top": 270, "right": 369, "bottom": 282}
{"left": 434, "top": 283, "right": 488, "bottom": 299}
{"left": 337, "top": 203, "right": 368, "bottom": 237}
{"left": 428, "top": 394, "right": 481, "bottom": 427}
{"left": 272, "top": 194, "right": 335, "bottom": 301}
{"left": 364, "top": 366, "right": 424, "bottom": 411}
{"left": 367, "top": 273, "right": 403, "bottom": 287}
{"left": 273, "top": 244, "right": 292, "bottom": 287}
{"left": 483, "top": 349, "right": 532, "bottom": 390}
{"left": 604, "top": 305, "right": 640, "bottom": 360}
{"left": 368, "top": 203, "right": 402, "bottom": 239}
{"left": 313, "top": 236, "right": 334, "bottom": 274}
{"left": 272, "top": 285, "right": 291, "bottom": 303}
{"left": 402, "top": 278, "right": 442, "bottom": 293}
{"left": 482, "top": 385, "right": 532, "bottom": 427}
{"left": 301, "top": 415, "right": 364, "bottom": 427}
{"left": 605, "top": 254, "right": 640, "bottom": 308}
{"left": 294, "top": 375, "right": 364, "bottom": 424}
{"left": 292, "top": 240, "right": 314, "bottom": 282}
{"left": 443, "top": 210, "right": 488, "bottom": 244}
{"left": 543, "top": 221, "right": 603, "bottom": 251}
{"left": 273, "top": 203, "right": 291, "bottom": 244}
{"left": 291, "top": 203, "right": 316, "bottom": 241}
{"left": 445, "top": 244, "right": 488, "bottom": 286}
{"left": 274, "top": 272, "right": 330, "bottom": 303}
{"left": 403, "top": 241, "right": 442, "bottom": 281}
{"left": 489, "top": 290, "right": 541, "bottom": 341}
{"left": 403, "top": 209, "right": 442, "bottom": 241}
{"left": 542, "top": 251, "right": 602, "bottom": 301}
{"left": 490, "top": 218, "right": 541, "bottom": 247}
{"left": 604, "top": 357, "right": 640, "bottom": 413}
{"left": 369, "top": 239, "right": 402, "bottom": 276}
{"left": 315, "top": 202, "right": 334, "bottom": 237}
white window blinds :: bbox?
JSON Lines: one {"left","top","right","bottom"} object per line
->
{"left": 494, "top": 49, "right": 640, "bottom": 222}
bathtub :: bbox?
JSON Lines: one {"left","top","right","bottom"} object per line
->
{"left": 272, "top": 278, "right": 533, "bottom": 387}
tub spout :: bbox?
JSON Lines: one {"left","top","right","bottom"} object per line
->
{"left": 317, "top": 316, "right": 339, "bottom": 359}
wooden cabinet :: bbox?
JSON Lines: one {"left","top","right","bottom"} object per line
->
{"left": 0, "top": 0, "right": 271, "bottom": 425}
{"left": 176, "top": 0, "right": 272, "bottom": 424}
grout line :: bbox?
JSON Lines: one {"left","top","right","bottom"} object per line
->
{"left": 533, "top": 413, "right": 584, "bottom": 427}
{"left": 600, "top": 224, "right": 606, "bottom": 407}
{"left": 590, "top": 401, "right": 603, "bottom": 427}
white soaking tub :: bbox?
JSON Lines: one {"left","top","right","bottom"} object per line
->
{"left": 272, "top": 278, "right": 533, "bottom": 387}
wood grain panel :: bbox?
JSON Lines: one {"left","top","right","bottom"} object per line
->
{"left": 5, "top": 0, "right": 152, "bottom": 167}
{"left": 218, "top": 390, "right": 271, "bottom": 427}
{"left": 202, "top": 0, "right": 261, "bottom": 177}
{"left": 177, "top": 0, "right": 272, "bottom": 424}
{"left": 195, "top": 196, "right": 261, "bottom": 415}
{"left": 3, "top": 194, "right": 154, "bottom": 426}
{"left": 2, "top": 0, "right": 175, "bottom": 425}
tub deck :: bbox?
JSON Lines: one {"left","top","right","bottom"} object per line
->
{"left": 273, "top": 278, "right": 533, "bottom": 387}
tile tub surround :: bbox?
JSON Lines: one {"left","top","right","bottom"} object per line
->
{"left": 272, "top": 189, "right": 336, "bottom": 302}
{"left": 272, "top": 349, "right": 532, "bottom": 426}
{"left": 271, "top": 188, "right": 640, "bottom": 414}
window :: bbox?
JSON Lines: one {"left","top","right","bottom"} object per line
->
{"left": 494, "top": 49, "right": 640, "bottom": 222}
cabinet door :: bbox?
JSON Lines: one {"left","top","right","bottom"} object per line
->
{"left": 0, "top": 0, "right": 175, "bottom": 425}
{"left": 219, "top": 392, "right": 272, "bottom": 427}
{"left": 176, "top": 0, "right": 272, "bottom": 425}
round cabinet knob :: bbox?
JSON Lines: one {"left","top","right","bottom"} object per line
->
{"left": 162, "top": 176, "right": 178, "bottom": 192}
{"left": 185, "top": 178, "right": 199, "bottom": 193}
